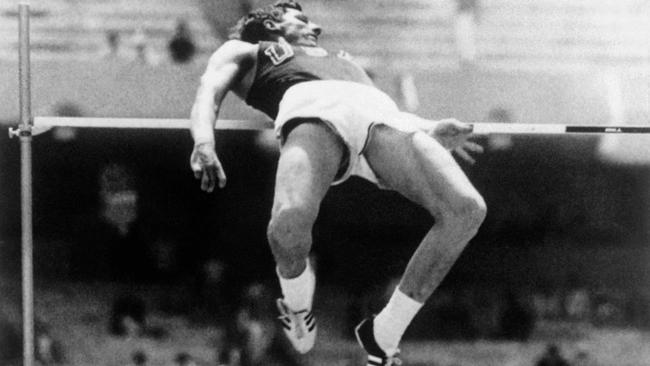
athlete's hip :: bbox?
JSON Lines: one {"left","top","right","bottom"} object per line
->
{"left": 279, "top": 80, "right": 399, "bottom": 116}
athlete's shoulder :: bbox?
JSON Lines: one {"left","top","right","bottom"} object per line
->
{"left": 208, "top": 40, "right": 258, "bottom": 64}
{"left": 219, "top": 39, "right": 258, "bottom": 52}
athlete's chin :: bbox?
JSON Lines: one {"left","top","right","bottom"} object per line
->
{"left": 300, "top": 38, "right": 318, "bottom": 47}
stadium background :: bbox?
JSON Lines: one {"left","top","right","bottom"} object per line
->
{"left": 0, "top": 0, "right": 649, "bottom": 365}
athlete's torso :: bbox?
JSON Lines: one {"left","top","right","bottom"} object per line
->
{"left": 244, "top": 41, "right": 374, "bottom": 119}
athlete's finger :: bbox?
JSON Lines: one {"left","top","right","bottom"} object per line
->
{"left": 201, "top": 170, "right": 212, "bottom": 192}
{"left": 190, "top": 155, "right": 202, "bottom": 179}
{"left": 216, "top": 165, "right": 227, "bottom": 188}
{"left": 455, "top": 148, "right": 476, "bottom": 165}
{"left": 464, "top": 141, "right": 484, "bottom": 153}
{"left": 205, "top": 166, "right": 217, "bottom": 192}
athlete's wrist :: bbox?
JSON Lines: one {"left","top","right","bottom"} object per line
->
{"left": 193, "top": 140, "right": 215, "bottom": 149}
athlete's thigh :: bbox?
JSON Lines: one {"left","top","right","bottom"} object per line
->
{"left": 363, "top": 124, "right": 479, "bottom": 214}
{"left": 273, "top": 120, "right": 345, "bottom": 210}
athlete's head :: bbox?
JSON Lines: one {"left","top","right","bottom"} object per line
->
{"left": 229, "top": 0, "right": 321, "bottom": 46}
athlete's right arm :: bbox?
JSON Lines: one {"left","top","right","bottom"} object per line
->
{"left": 189, "top": 40, "right": 256, "bottom": 192}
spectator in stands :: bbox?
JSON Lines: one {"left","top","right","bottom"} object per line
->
{"left": 130, "top": 28, "right": 160, "bottom": 66}
{"left": 99, "top": 163, "right": 138, "bottom": 237}
{"left": 623, "top": 289, "right": 649, "bottom": 328}
{"left": 96, "top": 163, "right": 154, "bottom": 282}
{"left": 149, "top": 231, "right": 181, "bottom": 283}
{"left": 193, "top": 258, "right": 234, "bottom": 324}
{"left": 486, "top": 107, "right": 514, "bottom": 151}
{"left": 469, "top": 286, "right": 502, "bottom": 339}
{"left": 435, "top": 290, "right": 476, "bottom": 340}
{"left": 534, "top": 344, "right": 570, "bottom": 366}
{"left": 101, "top": 30, "right": 127, "bottom": 61}
{"left": 498, "top": 290, "right": 535, "bottom": 341}
{"left": 454, "top": 0, "right": 481, "bottom": 66}
{"left": 174, "top": 352, "right": 198, "bottom": 366}
{"left": 168, "top": 19, "right": 197, "bottom": 64}
{"left": 129, "top": 350, "right": 148, "bottom": 366}
{"left": 0, "top": 309, "right": 21, "bottom": 365}
{"left": 565, "top": 286, "right": 591, "bottom": 322}
{"left": 572, "top": 350, "right": 595, "bottom": 366}
{"left": 51, "top": 102, "right": 82, "bottom": 142}
{"left": 109, "top": 293, "right": 147, "bottom": 338}
{"left": 35, "top": 321, "right": 65, "bottom": 365}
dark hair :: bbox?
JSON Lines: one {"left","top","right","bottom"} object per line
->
{"left": 229, "top": 0, "right": 302, "bottom": 43}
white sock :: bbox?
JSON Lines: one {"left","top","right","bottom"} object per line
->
{"left": 373, "top": 287, "right": 423, "bottom": 355}
{"left": 277, "top": 259, "right": 315, "bottom": 311}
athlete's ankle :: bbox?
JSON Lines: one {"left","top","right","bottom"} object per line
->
{"left": 277, "top": 258, "right": 315, "bottom": 311}
{"left": 373, "top": 287, "right": 422, "bottom": 353}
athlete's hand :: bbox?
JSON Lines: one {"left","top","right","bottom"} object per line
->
{"left": 190, "top": 142, "right": 227, "bottom": 192}
{"left": 431, "top": 118, "right": 484, "bottom": 164}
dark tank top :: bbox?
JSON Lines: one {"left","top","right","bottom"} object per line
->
{"left": 245, "top": 41, "right": 373, "bottom": 119}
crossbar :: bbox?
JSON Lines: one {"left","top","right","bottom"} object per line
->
{"left": 470, "top": 123, "right": 650, "bottom": 135}
{"left": 33, "top": 117, "right": 272, "bottom": 131}
{"left": 33, "top": 117, "right": 650, "bottom": 135}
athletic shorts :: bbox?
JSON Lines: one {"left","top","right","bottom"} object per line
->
{"left": 274, "top": 80, "right": 421, "bottom": 186}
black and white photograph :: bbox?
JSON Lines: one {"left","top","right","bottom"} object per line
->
{"left": 1, "top": 0, "right": 650, "bottom": 365}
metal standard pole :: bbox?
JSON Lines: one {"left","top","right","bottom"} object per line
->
{"left": 17, "top": 2, "right": 34, "bottom": 366}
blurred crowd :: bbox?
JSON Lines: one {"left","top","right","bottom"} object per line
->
{"left": 95, "top": 0, "right": 484, "bottom": 69}
{"left": 100, "top": 18, "right": 198, "bottom": 66}
{"left": 1, "top": 255, "right": 648, "bottom": 366}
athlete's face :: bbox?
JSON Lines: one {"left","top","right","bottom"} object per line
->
{"left": 268, "top": 8, "right": 321, "bottom": 46}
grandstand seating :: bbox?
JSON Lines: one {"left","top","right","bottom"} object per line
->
{"left": 0, "top": 0, "right": 214, "bottom": 62}
{"left": 0, "top": 0, "right": 648, "bottom": 69}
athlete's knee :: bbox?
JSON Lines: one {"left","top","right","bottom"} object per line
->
{"left": 267, "top": 202, "right": 318, "bottom": 252}
{"left": 454, "top": 192, "right": 486, "bottom": 232}
{"left": 465, "top": 193, "right": 487, "bottom": 229}
{"left": 433, "top": 191, "right": 487, "bottom": 234}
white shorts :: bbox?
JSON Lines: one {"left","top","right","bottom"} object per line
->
{"left": 275, "top": 80, "right": 421, "bottom": 186}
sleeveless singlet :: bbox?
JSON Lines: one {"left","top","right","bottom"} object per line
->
{"left": 245, "top": 41, "right": 374, "bottom": 119}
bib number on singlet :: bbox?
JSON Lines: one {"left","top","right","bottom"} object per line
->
{"left": 264, "top": 42, "right": 294, "bottom": 65}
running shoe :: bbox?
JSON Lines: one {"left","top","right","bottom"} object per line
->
{"left": 276, "top": 298, "right": 317, "bottom": 354}
{"left": 355, "top": 316, "right": 402, "bottom": 366}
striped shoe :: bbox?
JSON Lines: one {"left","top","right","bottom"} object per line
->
{"left": 355, "top": 316, "right": 402, "bottom": 366}
{"left": 276, "top": 298, "right": 317, "bottom": 354}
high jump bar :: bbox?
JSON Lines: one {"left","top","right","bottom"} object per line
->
{"left": 32, "top": 116, "right": 650, "bottom": 135}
